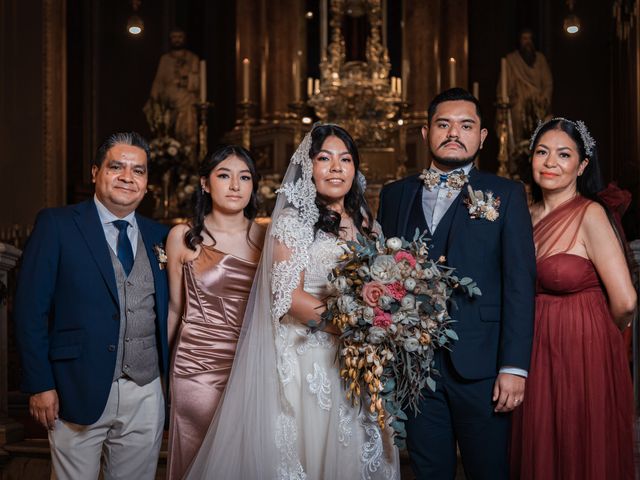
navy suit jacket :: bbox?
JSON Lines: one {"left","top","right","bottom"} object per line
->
{"left": 378, "top": 169, "right": 536, "bottom": 380}
{"left": 14, "top": 199, "right": 169, "bottom": 425}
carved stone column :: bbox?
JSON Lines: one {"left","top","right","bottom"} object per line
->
{"left": 0, "top": 243, "right": 23, "bottom": 453}
{"left": 263, "top": 0, "right": 304, "bottom": 120}
{"left": 402, "top": 0, "right": 440, "bottom": 120}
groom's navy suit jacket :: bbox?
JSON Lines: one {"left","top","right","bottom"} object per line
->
{"left": 378, "top": 169, "right": 535, "bottom": 379}
{"left": 14, "top": 199, "right": 169, "bottom": 425}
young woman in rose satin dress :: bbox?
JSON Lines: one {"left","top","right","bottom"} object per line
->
{"left": 510, "top": 119, "right": 637, "bottom": 480}
{"left": 165, "top": 145, "right": 266, "bottom": 480}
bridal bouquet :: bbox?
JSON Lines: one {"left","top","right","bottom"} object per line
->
{"left": 316, "top": 232, "right": 480, "bottom": 448}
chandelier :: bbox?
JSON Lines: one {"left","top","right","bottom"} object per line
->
{"left": 308, "top": 0, "right": 401, "bottom": 148}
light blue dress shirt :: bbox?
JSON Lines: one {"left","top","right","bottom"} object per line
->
{"left": 94, "top": 195, "right": 139, "bottom": 258}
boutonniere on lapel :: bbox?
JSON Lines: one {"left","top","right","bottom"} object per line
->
{"left": 153, "top": 244, "right": 167, "bottom": 270}
{"left": 419, "top": 169, "right": 469, "bottom": 198}
{"left": 464, "top": 185, "right": 501, "bottom": 221}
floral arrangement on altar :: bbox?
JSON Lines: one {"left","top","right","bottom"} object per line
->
{"left": 256, "top": 173, "right": 282, "bottom": 217}
{"left": 149, "top": 136, "right": 192, "bottom": 175}
{"left": 316, "top": 232, "right": 480, "bottom": 448}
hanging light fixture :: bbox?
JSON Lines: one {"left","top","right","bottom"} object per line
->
{"left": 127, "top": 0, "right": 143, "bottom": 36}
{"left": 564, "top": 0, "right": 580, "bottom": 34}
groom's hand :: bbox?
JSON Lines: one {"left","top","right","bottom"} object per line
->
{"left": 492, "top": 373, "right": 525, "bottom": 413}
{"left": 29, "top": 389, "right": 59, "bottom": 430}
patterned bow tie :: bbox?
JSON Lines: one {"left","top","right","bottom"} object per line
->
{"left": 419, "top": 168, "right": 469, "bottom": 196}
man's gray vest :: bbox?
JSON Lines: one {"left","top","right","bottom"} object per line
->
{"left": 109, "top": 234, "right": 160, "bottom": 385}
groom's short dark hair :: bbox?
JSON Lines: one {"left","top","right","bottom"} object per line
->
{"left": 427, "top": 88, "right": 483, "bottom": 126}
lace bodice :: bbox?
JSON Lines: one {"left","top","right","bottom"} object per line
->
{"left": 303, "top": 230, "right": 348, "bottom": 297}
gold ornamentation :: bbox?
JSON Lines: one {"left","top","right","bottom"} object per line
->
{"left": 309, "top": 0, "right": 400, "bottom": 148}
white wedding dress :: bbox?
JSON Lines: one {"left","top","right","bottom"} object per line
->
{"left": 275, "top": 229, "right": 399, "bottom": 479}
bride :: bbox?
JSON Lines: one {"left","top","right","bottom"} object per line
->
{"left": 185, "top": 124, "right": 400, "bottom": 479}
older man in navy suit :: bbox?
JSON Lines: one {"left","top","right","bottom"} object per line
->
{"left": 14, "top": 132, "right": 169, "bottom": 479}
{"left": 377, "top": 88, "right": 535, "bottom": 479}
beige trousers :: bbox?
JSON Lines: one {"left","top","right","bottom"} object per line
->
{"left": 49, "top": 377, "right": 164, "bottom": 480}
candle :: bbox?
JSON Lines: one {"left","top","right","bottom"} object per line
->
{"left": 397, "top": 78, "right": 402, "bottom": 97}
{"left": 448, "top": 57, "right": 456, "bottom": 88}
{"left": 307, "top": 77, "right": 314, "bottom": 97}
{"left": 314, "top": 79, "right": 320, "bottom": 94}
{"left": 242, "top": 58, "right": 250, "bottom": 102}
{"left": 293, "top": 59, "right": 300, "bottom": 102}
{"left": 500, "top": 57, "right": 509, "bottom": 102}
{"left": 199, "top": 60, "right": 207, "bottom": 103}
{"left": 472, "top": 81, "right": 479, "bottom": 100}
{"left": 402, "top": 59, "right": 409, "bottom": 101}
{"left": 391, "top": 77, "right": 396, "bottom": 94}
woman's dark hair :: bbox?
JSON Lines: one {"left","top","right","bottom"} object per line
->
{"left": 529, "top": 118, "right": 603, "bottom": 203}
{"left": 185, "top": 145, "right": 260, "bottom": 251}
{"left": 530, "top": 118, "right": 637, "bottom": 273}
{"left": 309, "top": 124, "right": 375, "bottom": 238}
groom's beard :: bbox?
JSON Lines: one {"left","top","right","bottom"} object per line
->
{"left": 430, "top": 145, "right": 480, "bottom": 168}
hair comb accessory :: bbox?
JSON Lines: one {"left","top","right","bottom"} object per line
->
{"left": 529, "top": 117, "right": 596, "bottom": 157}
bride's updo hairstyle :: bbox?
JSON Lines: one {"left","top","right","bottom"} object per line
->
{"left": 529, "top": 118, "right": 603, "bottom": 202}
{"left": 185, "top": 144, "right": 260, "bottom": 250}
{"left": 309, "top": 124, "right": 374, "bottom": 238}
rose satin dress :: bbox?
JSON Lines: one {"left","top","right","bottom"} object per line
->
{"left": 167, "top": 245, "right": 258, "bottom": 480}
{"left": 511, "top": 196, "right": 634, "bottom": 480}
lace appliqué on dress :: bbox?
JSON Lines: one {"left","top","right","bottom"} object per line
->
{"left": 338, "top": 403, "right": 353, "bottom": 447}
{"left": 295, "top": 328, "right": 335, "bottom": 355}
{"left": 275, "top": 413, "right": 307, "bottom": 480}
{"left": 306, "top": 362, "right": 332, "bottom": 411}
{"left": 276, "top": 324, "right": 296, "bottom": 386}
{"left": 360, "top": 415, "right": 397, "bottom": 480}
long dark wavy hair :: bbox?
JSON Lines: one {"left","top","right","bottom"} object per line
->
{"left": 530, "top": 118, "right": 636, "bottom": 271}
{"left": 184, "top": 145, "right": 260, "bottom": 251}
{"left": 309, "top": 124, "right": 374, "bottom": 238}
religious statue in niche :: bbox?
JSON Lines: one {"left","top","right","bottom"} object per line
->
{"left": 143, "top": 28, "right": 202, "bottom": 219}
{"left": 497, "top": 28, "right": 553, "bottom": 179}
{"left": 145, "top": 28, "right": 201, "bottom": 151}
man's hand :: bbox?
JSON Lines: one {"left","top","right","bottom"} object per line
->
{"left": 492, "top": 373, "right": 525, "bottom": 413}
{"left": 29, "top": 389, "right": 59, "bottom": 430}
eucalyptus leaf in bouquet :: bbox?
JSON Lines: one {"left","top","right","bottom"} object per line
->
{"left": 320, "top": 231, "right": 481, "bottom": 448}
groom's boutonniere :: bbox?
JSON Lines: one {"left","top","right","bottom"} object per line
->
{"left": 464, "top": 185, "right": 501, "bottom": 221}
{"left": 153, "top": 244, "right": 168, "bottom": 270}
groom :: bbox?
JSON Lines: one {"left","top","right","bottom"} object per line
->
{"left": 377, "top": 88, "right": 535, "bottom": 479}
{"left": 14, "top": 132, "right": 169, "bottom": 479}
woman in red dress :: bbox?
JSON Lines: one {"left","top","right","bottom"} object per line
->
{"left": 511, "top": 118, "right": 637, "bottom": 479}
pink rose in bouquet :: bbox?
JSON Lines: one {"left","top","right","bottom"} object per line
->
{"left": 362, "top": 281, "right": 386, "bottom": 308}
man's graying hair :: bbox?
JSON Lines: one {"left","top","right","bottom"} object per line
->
{"left": 93, "top": 132, "right": 151, "bottom": 168}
